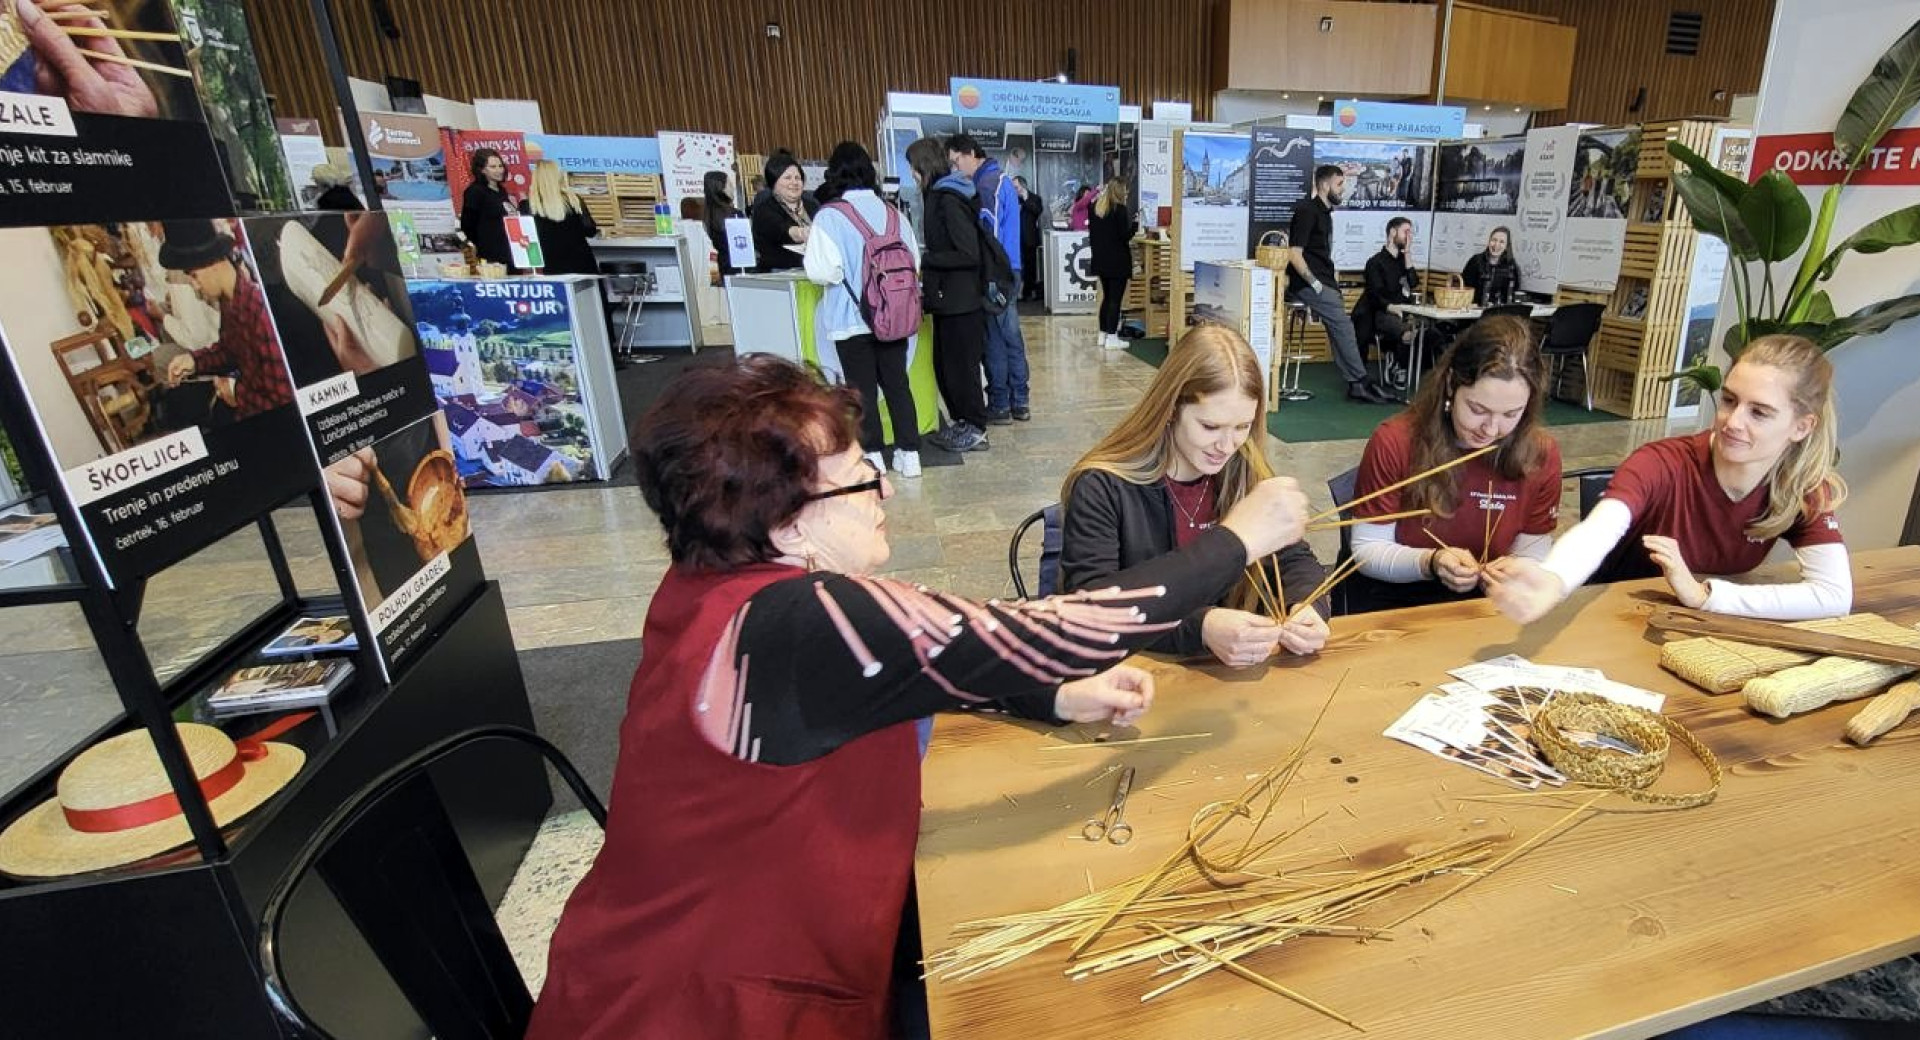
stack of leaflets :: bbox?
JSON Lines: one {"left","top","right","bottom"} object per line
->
{"left": 0, "top": 512, "right": 66, "bottom": 572}
{"left": 1384, "top": 655, "right": 1666, "bottom": 790}
{"left": 206, "top": 660, "right": 355, "bottom": 718}
{"left": 259, "top": 615, "right": 359, "bottom": 657}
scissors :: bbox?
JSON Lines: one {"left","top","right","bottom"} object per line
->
{"left": 1082, "top": 766, "right": 1136, "bottom": 845}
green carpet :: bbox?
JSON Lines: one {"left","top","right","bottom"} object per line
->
{"left": 1123, "top": 338, "right": 1619, "bottom": 444}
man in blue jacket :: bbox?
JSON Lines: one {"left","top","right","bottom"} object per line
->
{"left": 947, "top": 134, "right": 1031, "bottom": 423}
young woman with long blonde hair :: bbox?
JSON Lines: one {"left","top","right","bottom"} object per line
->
{"left": 1488, "top": 334, "right": 1851, "bottom": 622}
{"left": 519, "top": 159, "right": 600, "bottom": 275}
{"left": 1060, "top": 325, "right": 1330, "bottom": 668}
{"left": 1088, "top": 178, "right": 1137, "bottom": 350}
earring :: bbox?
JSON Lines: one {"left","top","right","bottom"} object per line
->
{"left": 803, "top": 552, "right": 819, "bottom": 573}
{"left": 1443, "top": 398, "right": 1451, "bottom": 413}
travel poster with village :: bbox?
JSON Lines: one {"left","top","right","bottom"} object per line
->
{"left": 406, "top": 279, "right": 604, "bottom": 488}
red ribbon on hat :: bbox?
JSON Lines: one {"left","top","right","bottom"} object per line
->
{"left": 62, "top": 713, "right": 314, "bottom": 835}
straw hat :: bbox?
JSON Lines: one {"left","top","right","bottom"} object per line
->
{"left": 0, "top": 723, "right": 304, "bottom": 878}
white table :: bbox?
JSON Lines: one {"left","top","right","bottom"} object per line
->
{"left": 1385, "top": 302, "right": 1560, "bottom": 397}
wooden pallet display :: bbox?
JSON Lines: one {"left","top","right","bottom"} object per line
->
{"left": 1140, "top": 237, "right": 1174, "bottom": 339}
{"left": 1123, "top": 238, "right": 1150, "bottom": 315}
{"left": 571, "top": 172, "right": 665, "bottom": 238}
{"left": 1586, "top": 119, "right": 1718, "bottom": 418}
{"left": 736, "top": 153, "right": 765, "bottom": 197}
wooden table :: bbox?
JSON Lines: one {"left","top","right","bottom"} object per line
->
{"left": 1383, "top": 301, "right": 1560, "bottom": 400}
{"left": 916, "top": 548, "right": 1920, "bottom": 1039}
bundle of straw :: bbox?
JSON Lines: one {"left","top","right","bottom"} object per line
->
{"left": 1660, "top": 614, "right": 1920, "bottom": 693}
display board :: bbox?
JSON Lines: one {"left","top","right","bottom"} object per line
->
{"left": 1177, "top": 131, "right": 1252, "bottom": 272}
{"left": 276, "top": 117, "right": 334, "bottom": 209}
{"left": 1315, "top": 138, "right": 1435, "bottom": 269}
{"left": 0, "top": 219, "right": 308, "bottom": 587}
{"left": 1560, "top": 128, "right": 1641, "bottom": 291}
{"left": 1514, "top": 127, "right": 1578, "bottom": 294}
{"left": 0, "top": 0, "right": 233, "bottom": 227}
{"left": 525, "top": 135, "right": 661, "bottom": 176}
{"left": 1136, "top": 127, "right": 1175, "bottom": 228}
{"left": 1246, "top": 125, "right": 1315, "bottom": 255}
{"left": 408, "top": 279, "right": 603, "bottom": 488}
{"left": 173, "top": 0, "right": 293, "bottom": 211}
{"left": 658, "top": 131, "right": 736, "bottom": 208}
{"left": 357, "top": 110, "right": 459, "bottom": 263}
{"left": 1191, "top": 260, "right": 1276, "bottom": 392}
{"left": 1431, "top": 135, "right": 1526, "bottom": 276}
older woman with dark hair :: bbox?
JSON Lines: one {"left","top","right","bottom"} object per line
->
{"left": 526, "top": 354, "right": 1310, "bottom": 1040}
{"left": 751, "top": 151, "right": 818, "bottom": 271}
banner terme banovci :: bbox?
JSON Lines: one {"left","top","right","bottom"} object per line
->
{"left": 525, "top": 135, "right": 662, "bottom": 176}
{"left": 950, "top": 78, "right": 1121, "bottom": 125}
{"left": 1332, "top": 100, "right": 1466, "bottom": 140}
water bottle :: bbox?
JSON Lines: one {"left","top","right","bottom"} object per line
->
{"left": 654, "top": 202, "right": 674, "bottom": 235}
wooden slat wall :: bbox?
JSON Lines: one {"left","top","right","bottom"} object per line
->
{"left": 1213, "top": 0, "right": 1438, "bottom": 96}
{"left": 243, "top": 0, "right": 1216, "bottom": 154}
{"left": 1462, "top": 0, "right": 1773, "bottom": 127}
{"left": 1441, "top": 4, "right": 1575, "bottom": 109}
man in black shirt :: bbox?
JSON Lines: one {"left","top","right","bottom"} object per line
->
{"left": 1287, "top": 165, "right": 1393, "bottom": 404}
{"left": 1354, "top": 217, "right": 1417, "bottom": 388}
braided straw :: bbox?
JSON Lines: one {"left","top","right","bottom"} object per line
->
{"left": 1532, "top": 693, "right": 1721, "bottom": 809}
{"left": 1660, "top": 613, "right": 1920, "bottom": 693}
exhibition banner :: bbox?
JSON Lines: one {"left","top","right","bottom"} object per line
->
{"left": 276, "top": 117, "right": 333, "bottom": 209}
{"left": 0, "top": 0, "right": 234, "bottom": 226}
{"left": 241, "top": 212, "right": 436, "bottom": 465}
{"left": 173, "top": 0, "right": 294, "bottom": 211}
{"left": 960, "top": 118, "right": 1008, "bottom": 151}
{"left": 358, "top": 110, "right": 460, "bottom": 261}
{"left": 1332, "top": 100, "right": 1466, "bottom": 140}
{"left": 1314, "top": 138, "right": 1434, "bottom": 269}
{"left": 1035, "top": 122, "right": 1080, "bottom": 153}
{"left": 950, "top": 77, "right": 1121, "bottom": 125}
{"left": 443, "top": 129, "right": 530, "bottom": 210}
{"left": 408, "top": 279, "right": 602, "bottom": 488}
{"left": 1748, "top": 127, "right": 1920, "bottom": 186}
{"left": 1178, "top": 131, "right": 1252, "bottom": 272}
{"left": 1514, "top": 127, "right": 1578, "bottom": 294}
{"left": 1560, "top": 127, "right": 1639, "bottom": 291}
{"left": 1431, "top": 134, "right": 1527, "bottom": 276}
{"left": 1246, "top": 126, "right": 1314, "bottom": 258}
{"left": 658, "top": 130, "right": 735, "bottom": 207}
{"left": 1137, "top": 131, "right": 1173, "bottom": 228}
{"left": 1191, "top": 261, "right": 1275, "bottom": 385}
{"left": 1048, "top": 229, "right": 1098, "bottom": 310}
{"left": 1667, "top": 127, "right": 1748, "bottom": 412}
{"left": 0, "top": 219, "right": 309, "bottom": 586}
{"left": 524, "top": 134, "right": 661, "bottom": 176}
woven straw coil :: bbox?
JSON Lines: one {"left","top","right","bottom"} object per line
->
{"left": 1532, "top": 693, "right": 1721, "bottom": 809}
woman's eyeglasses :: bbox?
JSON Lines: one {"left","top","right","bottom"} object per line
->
{"left": 805, "top": 459, "right": 886, "bottom": 502}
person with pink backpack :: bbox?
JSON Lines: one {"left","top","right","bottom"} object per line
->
{"left": 804, "top": 142, "right": 926, "bottom": 477}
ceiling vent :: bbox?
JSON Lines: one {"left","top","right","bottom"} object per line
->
{"left": 1666, "top": 11, "right": 1704, "bottom": 56}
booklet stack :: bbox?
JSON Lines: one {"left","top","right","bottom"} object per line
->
{"left": 259, "top": 615, "right": 359, "bottom": 657}
{"left": 205, "top": 660, "right": 356, "bottom": 718}
{"left": 1383, "top": 654, "right": 1665, "bottom": 790}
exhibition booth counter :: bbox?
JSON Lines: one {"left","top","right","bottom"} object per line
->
{"left": 1042, "top": 228, "right": 1098, "bottom": 315}
{"left": 724, "top": 271, "right": 939, "bottom": 439}
{"left": 590, "top": 234, "right": 707, "bottom": 352}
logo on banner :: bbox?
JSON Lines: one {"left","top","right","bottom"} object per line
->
{"left": 1337, "top": 105, "right": 1359, "bottom": 129}
{"left": 957, "top": 85, "right": 982, "bottom": 110}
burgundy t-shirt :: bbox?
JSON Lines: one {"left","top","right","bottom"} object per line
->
{"left": 1596, "top": 429, "right": 1844, "bottom": 583}
{"left": 1165, "top": 476, "right": 1218, "bottom": 548}
{"left": 1354, "top": 414, "right": 1562, "bottom": 558}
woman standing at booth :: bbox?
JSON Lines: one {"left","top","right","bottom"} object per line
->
{"left": 1087, "top": 178, "right": 1136, "bottom": 351}
{"left": 1345, "top": 316, "right": 1562, "bottom": 613}
{"left": 520, "top": 160, "right": 600, "bottom": 275}
{"left": 459, "top": 148, "right": 518, "bottom": 271}
{"left": 1461, "top": 226, "right": 1518, "bottom": 305}
{"left": 1060, "top": 325, "right": 1330, "bottom": 669}
{"left": 751, "top": 152, "right": 818, "bottom": 272}
{"left": 1487, "top": 334, "right": 1851, "bottom": 623}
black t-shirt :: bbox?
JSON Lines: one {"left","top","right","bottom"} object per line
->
{"left": 1287, "top": 197, "right": 1337, "bottom": 293}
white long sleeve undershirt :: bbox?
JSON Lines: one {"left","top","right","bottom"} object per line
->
{"left": 1351, "top": 523, "right": 1551, "bottom": 582}
{"left": 1538, "top": 498, "right": 1853, "bottom": 620}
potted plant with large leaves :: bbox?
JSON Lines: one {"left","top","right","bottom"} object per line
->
{"left": 1666, "top": 16, "right": 1920, "bottom": 393}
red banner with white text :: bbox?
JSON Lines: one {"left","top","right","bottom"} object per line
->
{"left": 1748, "top": 128, "right": 1920, "bottom": 186}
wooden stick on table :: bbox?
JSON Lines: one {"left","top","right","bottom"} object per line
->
{"left": 1646, "top": 607, "right": 1920, "bottom": 669}
{"left": 1306, "top": 444, "right": 1498, "bottom": 525}
{"left": 1140, "top": 923, "right": 1365, "bottom": 1031}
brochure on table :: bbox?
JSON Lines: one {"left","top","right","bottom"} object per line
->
{"left": 0, "top": 219, "right": 311, "bottom": 587}
{"left": 408, "top": 278, "right": 615, "bottom": 488}
{"left": 1431, "top": 134, "right": 1526, "bottom": 277}
{"left": 173, "top": 0, "right": 295, "bottom": 211}
{"left": 1314, "top": 137, "right": 1435, "bottom": 270}
{"left": 0, "top": 0, "right": 233, "bottom": 227}
{"left": 1177, "top": 130, "right": 1252, "bottom": 272}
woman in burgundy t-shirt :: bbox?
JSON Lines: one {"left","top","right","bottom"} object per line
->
{"left": 1346, "top": 316, "right": 1562, "bottom": 612}
{"left": 1488, "top": 335, "right": 1851, "bottom": 623}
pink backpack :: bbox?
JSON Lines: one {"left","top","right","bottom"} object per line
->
{"left": 827, "top": 200, "right": 922, "bottom": 342}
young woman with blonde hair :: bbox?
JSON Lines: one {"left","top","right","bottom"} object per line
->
{"left": 1088, "top": 178, "right": 1137, "bottom": 350}
{"left": 1060, "top": 325, "right": 1330, "bottom": 668}
{"left": 1488, "top": 334, "right": 1851, "bottom": 623}
{"left": 519, "top": 159, "right": 600, "bottom": 275}
{"left": 1345, "top": 315, "right": 1562, "bottom": 612}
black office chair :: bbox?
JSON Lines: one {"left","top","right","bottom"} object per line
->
{"left": 1008, "top": 504, "right": 1062, "bottom": 599}
{"left": 1565, "top": 466, "right": 1616, "bottom": 520}
{"left": 260, "top": 725, "right": 609, "bottom": 1040}
{"left": 1324, "top": 467, "right": 1360, "bottom": 616}
{"left": 1538, "top": 303, "right": 1606, "bottom": 410}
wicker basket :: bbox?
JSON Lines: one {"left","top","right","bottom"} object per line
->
{"left": 1432, "top": 274, "right": 1475, "bottom": 310}
{"left": 1255, "top": 231, "right": 1289, "bottom": 272}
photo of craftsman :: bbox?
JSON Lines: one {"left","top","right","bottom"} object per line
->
{"left": 2, "top": 0, "right": 207, "bottom": 121}
{"left": 324, "top": 410, "right": 470, "bottom": 607}
{"left": 244, "top": 211, "right": 420, "bottom": 388}
{"left": 0, "top": 220, "right": 300, "bottom": 467}
{"left": 158, "top": 219, "right": 295, "bottom": 419}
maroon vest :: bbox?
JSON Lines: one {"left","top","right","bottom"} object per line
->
{"left": 528, "top": 562, "right": 921, "bottom": 1040}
